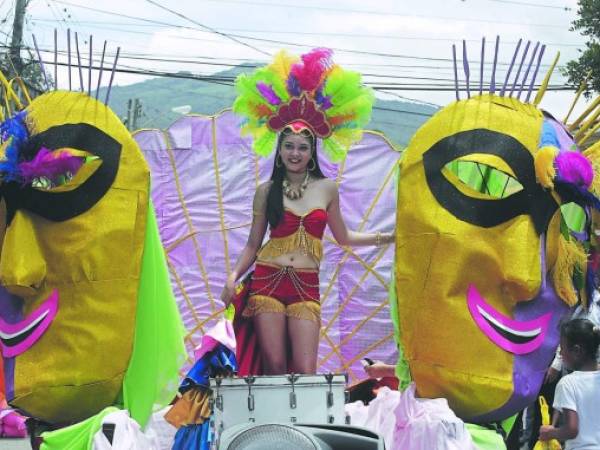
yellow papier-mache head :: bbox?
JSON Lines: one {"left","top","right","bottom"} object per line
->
{"left": 396, "top": 41, "right": 600, "bottom": 423}
{"left": 0, "top": 90, "right": 149, "bottom": 423}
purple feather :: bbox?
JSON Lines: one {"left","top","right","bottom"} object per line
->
{"left": 555, "top": 151, "right": 594, "bottom": 190}
{"left": 315, "top": 88, "right": 333, "bottom": 110}
{"left": 554, "top": 181, "right": 600, "bottom": 211}
{"left": 256, "top": 82, "right": 281, "bottom": 106}
{"left": 18, "top": 148, "right": 84, "bottom": 184}
{"left": 287, "top": 74, "right": 301, "bottom": 97}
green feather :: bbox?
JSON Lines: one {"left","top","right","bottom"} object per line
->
{"left": 253, "top": 128, "right": 277, "bottom": 157}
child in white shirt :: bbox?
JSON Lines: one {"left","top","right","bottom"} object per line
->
{"left": 539, "top": 318, "right": 600, "bottom": 450}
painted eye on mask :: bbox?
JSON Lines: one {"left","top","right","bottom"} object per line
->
{"left": 423, "top": 128, "right": 558, "bottom": 233}
{"left": 0, "top": 123, "right": 121, "bottom": 224}
{"left": 444, "top": 157, "right": 524, "bottom": 200}
{"left": 28, "top": 151, "right": 98, "bottom": 192}
{"left": 560, "top": 202, "right": 588, "bottom": 241}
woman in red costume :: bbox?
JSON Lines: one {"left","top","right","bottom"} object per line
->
{"left": 222, "top": 48, "right": 394, "bottom": 375}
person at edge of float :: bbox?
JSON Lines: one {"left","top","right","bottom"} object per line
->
{"left": 221, "top": 122, "right": 394, "bottom": 375}
{"left": 221, "top": 48, "right": 394, "bottom": 375}
{"left": 539, "top": 318, "right": 600, "bottom": 450}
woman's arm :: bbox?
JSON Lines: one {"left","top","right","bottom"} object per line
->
{"left": 539, "top": 409, "right": 579, "bottom": 442}
{"left": 325, "top": 180, "right": 394, "bottom": 247}
{"left": 220, "top": 183, "right": 269, "bottom": 306}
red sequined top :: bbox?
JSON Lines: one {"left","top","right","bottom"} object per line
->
{"left": 257, "top": 208, "right": 328, "bottom": 262}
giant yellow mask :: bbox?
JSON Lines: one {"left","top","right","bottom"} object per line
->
{"left": 0, "top": 91, "right": 149, "bottom": 423}
{"left": 395, "top": 93, "right": 595, "bottom": 422}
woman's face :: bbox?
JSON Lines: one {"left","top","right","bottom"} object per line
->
{"left": 279, "top": 133, "right": 313, "bottom": 174}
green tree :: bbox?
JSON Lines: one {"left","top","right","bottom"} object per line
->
{"left": 0, "top": 49, "right": 49, "bottom": 100}
{"left": 565, "top": 0, "right": 600, "bottom": 96}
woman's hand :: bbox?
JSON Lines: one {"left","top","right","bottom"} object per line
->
{"left": 220, "top": 274, "right": 237, "bottom": 308}
{"left": 383, "top": 232, "right": 396, "bottom": 245}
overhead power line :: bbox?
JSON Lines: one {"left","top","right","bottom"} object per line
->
{"left": 144, "top": 0, "right": 270, "bottom": 57}
{"left": 49, "top": 1, "right": 572, "bottom": 65}
{"left": 198, "top": 0, "right": 573, "bottom": 28}
{"left": 484, "top": 0, "right": 572, "bottom": 10}
{"left": 29, "top": 18, "right": 587, "bottom": 48}
{"left": 22, "top": 54, "right": 575, "bottom": 92}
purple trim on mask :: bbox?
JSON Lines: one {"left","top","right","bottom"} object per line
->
{"left": 0, "top": 290, "right": 58, "bottom": 358}
{"left": 550, "top": 119, "right": 577, "bottom": 153}
{"left": 467, "top": 285, "right": 552, "bottom": 354}
{"left": 0, "top": 289, "right": 23, "bottom": 401}
{"left": 470, "top": 235, "right": 571, "bottom": 423}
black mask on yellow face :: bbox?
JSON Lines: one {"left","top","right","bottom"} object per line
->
{"left": 423, "top": 128, "right": 559, "bottom": 234}
{"left": 0, "top": 123, "right": 121, "bottom": 225}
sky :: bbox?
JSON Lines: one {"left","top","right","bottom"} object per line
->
{"left": 0, "top": 0, "right": 592, "bottom": 121}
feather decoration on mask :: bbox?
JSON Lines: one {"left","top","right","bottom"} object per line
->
{"left": 18, "top": 148, "right": 84, "bottom": 185}
{"left": 0, "top": 111, "right": 30, "bottom": 182}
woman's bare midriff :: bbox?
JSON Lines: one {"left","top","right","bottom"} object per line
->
{"left": 257, "top": 250, "right": 319, "bottom": 270}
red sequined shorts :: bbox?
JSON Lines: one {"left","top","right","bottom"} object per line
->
{"left": 242, "top": 262, "right": 321, "bottom": 323}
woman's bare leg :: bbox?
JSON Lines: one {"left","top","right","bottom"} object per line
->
{"left": 288, "top": 316, "right": 320, "bottom": 374}
{"left": 254, "top": 312, "right": 287, "bottom": 374}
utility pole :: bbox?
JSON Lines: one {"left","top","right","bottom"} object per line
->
{"left": 9, "top": 0, "right": 28, "bottom": 76}
{"left": 132, "top": 98, "right": 142, "bottom": 130}
{"left": 125, "top": 98, "right": 133, "bottom": 130}
{"left": 124, "top": 98, "right": 143, "bottom": 130}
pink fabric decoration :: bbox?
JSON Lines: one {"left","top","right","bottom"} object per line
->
{"left": 0, "top": 408, "right": 28, "bottom": 438}
{"left": 555, "top": 151, "right": 594, "bottom": 189}
{"left": 193, "top": 319, "right": 236, "bottom": 361}
{"left": 346, "top": 384, "right": 478, "bottom": 450}
{"left": 18, "top": 147, "right": 83, "bottom": 184}
{"left": 394, "top": 384, "right": 478, "bottom": 450}
{"left": 256, "top": 82, "right": 281, "bottom": 105}
{"left": 290, "top": 48, "right": 333, "bottom": 92}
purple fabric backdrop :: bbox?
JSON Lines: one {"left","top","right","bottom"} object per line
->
{"left": 134, "top": 110, "right": 400, "bottom": 381}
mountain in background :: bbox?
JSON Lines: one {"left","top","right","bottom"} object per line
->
{"left": 98, "top": 65, "right": 438, "bottom": 147}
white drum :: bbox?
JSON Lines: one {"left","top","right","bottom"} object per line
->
{"left": 210, "top": 374, "right": 347, "bottom": 435}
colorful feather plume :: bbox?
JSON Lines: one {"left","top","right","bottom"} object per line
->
{"left": 233, "top": 48, "right": 374, "bottom": 161}
{"left": 555, "top": 151, "right": 594, "bottom": 190}
{"left": 0, "top": 111, "right": 30, "bottom": 182}
{"left": 290, "top": 48, "right": 333, "bottom": 93}
{"left": 18, "top": 147, "right": 83, "bottom": 185}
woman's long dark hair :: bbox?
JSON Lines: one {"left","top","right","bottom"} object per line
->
{"left": 266, "top": 128, "right": 326, "bottom": 228}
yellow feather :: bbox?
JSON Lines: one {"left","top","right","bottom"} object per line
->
{"left": 552, "top": 234, "right": 588, "bottom": 307}
{"left": 583, "top": 142, "right": 600, "bottom": 197}
{"left": 534, "top": 146, "right": 558, "bottom": 189}
{"left": 268, "top": 50, "right": 299, "bottom": 82}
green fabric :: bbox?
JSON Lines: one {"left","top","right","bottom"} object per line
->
{"left": 40, "top": 407, "right": 119, "bottom": 450}
{"left": 389, "top": 262, "right": 412, "bottom": 390}
{"left": 466, "top": 415, "right": 516, "bottom": 450}
{"left": 122, "top": 200, "right": 187, "bottom": 428}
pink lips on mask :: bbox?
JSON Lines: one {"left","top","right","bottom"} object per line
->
{"left": 0, "top": 289, "right": 58, "bottom": 357}
{"left": 467, "top": 284, "right": 551, "bottom": 354}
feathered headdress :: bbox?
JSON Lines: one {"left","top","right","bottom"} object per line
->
{"left": 233, "top": 48, "right": 374, "bottom": 161}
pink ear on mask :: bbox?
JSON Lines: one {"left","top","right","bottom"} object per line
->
{"left": 555, "top": 151, "right": 594, "bottom": 189}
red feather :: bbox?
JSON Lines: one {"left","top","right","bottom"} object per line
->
{"left": 290, "top": 48, "right": 333, "bottom": 93}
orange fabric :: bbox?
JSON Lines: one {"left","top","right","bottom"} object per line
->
{"left": 164, "top": 388, "right": 212, "bottom": 428}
